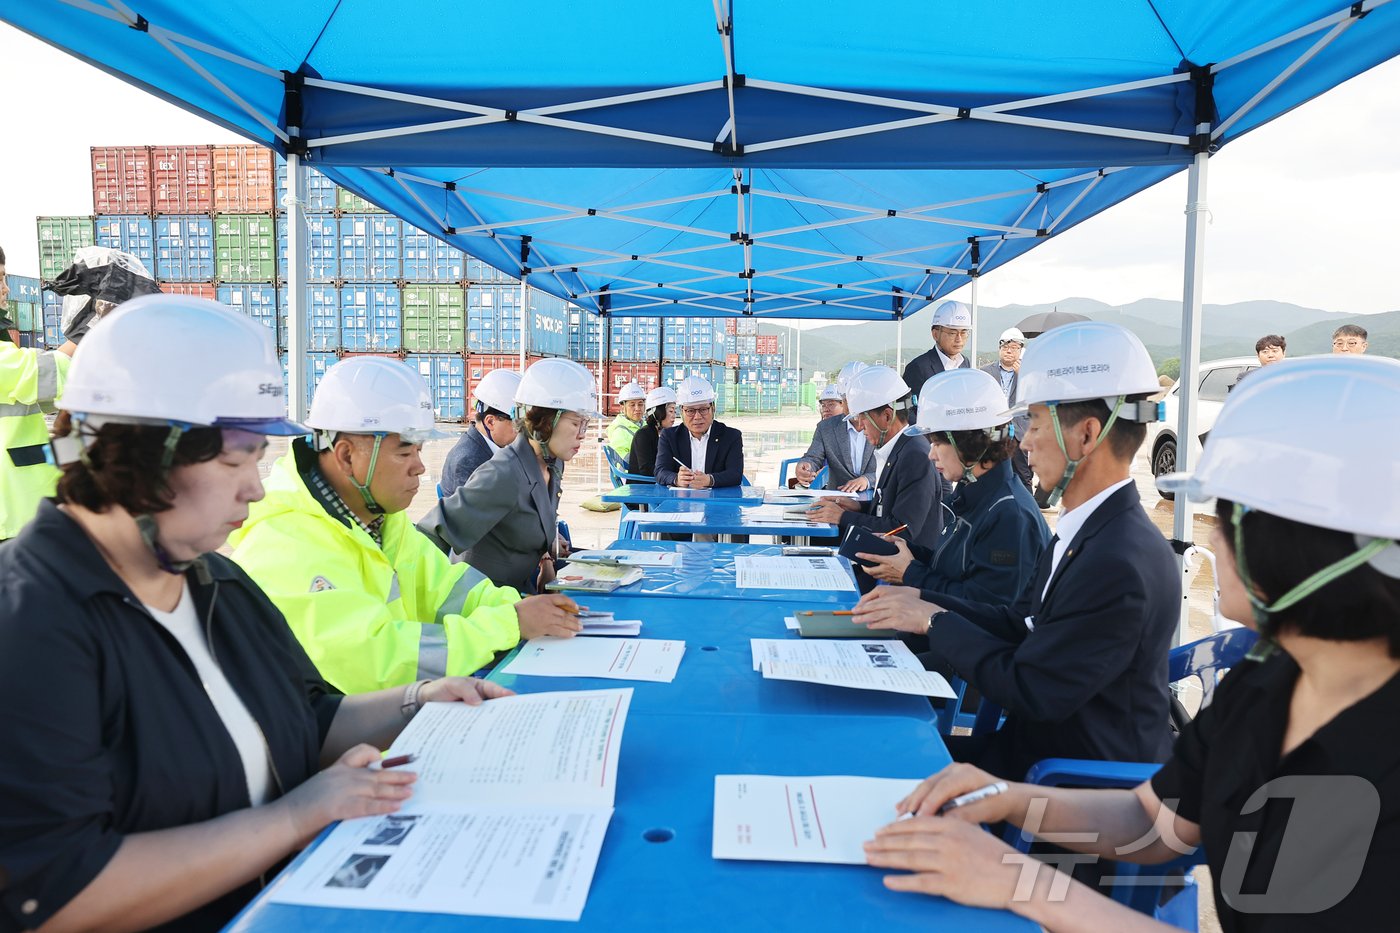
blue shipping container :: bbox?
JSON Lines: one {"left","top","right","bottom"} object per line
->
{"left": 402, "top": 224, "right": 466, "bottom": 282}
{"left": 340, "top": 284, "right": 402, "bottom": 350}
{"left": 5, "top": 274, "right": 41, "bottom": 305}
{"left": 608, "top": 317, "right": 662, "bottom": 361}
{"left": 467, "top": 284, "right": 522, "bottom": 353}
{"left": 156, "top": 215, "right": 215, "bottom": 281}
{"left": 308, "top": 285, "right": 341, "bottom": 350}
{"left": 42, "top": 292, "right": 63, "bottom": 347}
{"left": 94, "top": 215, "right": 156, "bottom": 273}
{"left": 274, "top": 157, "right": 339, "bottom": 213}
{"left": 276, "top": 215, "right": 339, "bottom": 282}
{"left": 527, "top": 290, "right": 568, "bottom": 357}
{"left": 339, "top": 215, "right": 401, "bottom": 281}
{"left": 217, "top": 284, "right": 282, "bottom": 344}
{"left": 408, "top": 353, "right": 467, "bottom": 422}
{"left": 281, "top": 352, "right": 337, "bottom": 409}
{"left": 466, "top": 256, "right": 513, "bottom": 283}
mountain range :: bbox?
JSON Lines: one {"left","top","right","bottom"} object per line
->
{"left": 759, "top": 298, "right": 1400, "bottom": 376}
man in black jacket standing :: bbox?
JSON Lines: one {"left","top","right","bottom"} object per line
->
{"left": 902, "top": 299, "right": 973, "bottom": 424}
{"left": 854, "top": 322, "right": 1178, "bottom": 782}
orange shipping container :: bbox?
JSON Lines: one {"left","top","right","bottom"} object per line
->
{"left": 152, "top": 145, "right": 215, "bottom": 214}
{"left": 159, "top": 282, "right": 216, "bottom": 299}
{"left": 91, "top": 146, "right": 152, "bottom": 215}
{"left": 213, "top": 145, "right": 276, "bottom": 213}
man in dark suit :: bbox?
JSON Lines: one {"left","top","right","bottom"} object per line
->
{"left": 853, "top": 322, "right": 1177, "bottom": 781}
{"left": 655, "top": 376, "right": 745, "bottom": 487}
{"left": 440, "top": 368, "right": 520, "bottom": 496}
{"left": 980, "top": 327, "right": 1034, "bottom": 492}
{"left": 807, "top": 366, "right": 942, "bottom": 552}
{"left": 902, "top": 299, "right": 973, "bottom": 424}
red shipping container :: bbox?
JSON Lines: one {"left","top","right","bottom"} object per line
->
{"left": 604, "top": 362, "right": 660, "bottom": 414}
{"left": 151, "top": 145, "right": 214, "bottom": 214}
{"left": 724, "top": 318, "right": 737, "bottom": 336}
{"left": 159, "top": 282, "right": 216, "bottom": 299}
{"left": 756, "top": 334, "right": 780, "bottom": 354}
{"left": 467, "top": 353, "right": 523, "bottom": 404}
{"left": 725, "top": 353, "right": 739, "bottom": 369}
{"left": 339, "top": 350, "right": 406, "bottom": 360}
{"left": 91, "top": 146, "right": 152, "bottom": 215}
{"left": 213, "top": 145, "right": 276, "bottom": 213}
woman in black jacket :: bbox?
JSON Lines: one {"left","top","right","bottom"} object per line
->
{"left": 627, "top": 385, "right": 676, "bottom": 478}
{"left": 0, "top": 295, "right": 510, "bottom": 933}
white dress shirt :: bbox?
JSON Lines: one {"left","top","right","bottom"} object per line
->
{"left": 689, "top": 428, "right": 711, "bottom": 474}
{"left": 846, "top": 422, "right": 867, "bottom": 474}
{"left": 1042, "top": 477, "right": 1133, "bottom": 599}
{"left": 145, "top": 583, "right": 273, "bottom": 805}
{"left": 872, "top": 433, "right": 900, "bottom": 486}
{"left": 936, "top": 346, "right": 964, "bottom": 371}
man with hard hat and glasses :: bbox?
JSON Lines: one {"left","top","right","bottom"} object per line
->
{"left": 439, "top": 367, "right": 521, "bottom": 496}
{"left": 865, "top": 356, "right": 1400, "bottom": 931}
{"left": 606, "top": 381, "right": 649, "bottom": 463}
{"left": 418, "top": 358, "right": 601, "bottom": 593}
{"left": 902, "top": 299, "right": 973, "bottom": 423}
{"left": 981, "top": 326, "right": 1035, "bottom": 492}
{"left": 795, "top": 361, "right": 878, "bottom": 492}
{"left": 656, "top": 375, "right": 745, "bottom": 488}
{"left": 816, "top": 383, "right": 844, "bottom": 420}
{"left": 854, "top": 322, "right": 1179, "bottom": 781}
{"left": 807, "top": 365, "right": 943, "bottom": 558}
{"left": 230, "top": 357, "right": 580, "bottom": 694}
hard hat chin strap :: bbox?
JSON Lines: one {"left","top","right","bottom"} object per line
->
{"left": 1045, "top": 396, "right": 1124, "bottom": 508}
{"left": 348, "top": 433, "right": 387, "bottom": 515}
{"left": 1232, "top": 502, "right": 1392, "bottom": 661}
{"left": 520, "top": 406, "right": 562, "bottom": 467}
{"left": 945, "top": 430, "right": 997, "bottom": 484}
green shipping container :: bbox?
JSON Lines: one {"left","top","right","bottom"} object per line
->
{"left": 13, "top": 301, "right": 39, "bottom": 333}
{"left": 336, "top": 187, "right": 384, "bottom": 213}
{"left": 37, "top": 216, "right": 96, "bottom": 280}
{"left": 402, "top": 284, "right": 467, "bottom": 352}
{"left": 215, "top": 215, "right": 277, "bottom": 282}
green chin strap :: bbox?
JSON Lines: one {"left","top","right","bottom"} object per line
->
{"left": 1232, "top": 502, "right": 1393, "bottom": 661}
{"left": 945, "top": 431, "right": 995, "bottom": 484}
{"left": 348, "top": 433, "right": 387, "bottom": 515}
{"left": 521, "top": 407, "right": 564, "bottom": 466}
{"left": 1045, "top": 396, "right": 1125, "bottom": 508}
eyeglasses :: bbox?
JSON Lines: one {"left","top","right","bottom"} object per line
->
{"left": 998, "top": 340, "right": 1024, "bottom": 347}
{"left": 1332, "top": 339, "right": 1365, "bottom": 349}
{"left": 682, "top": 405, "right": 713, "bottom": 418}
{"left": 936, "top": 328, "right": 970, "bottom": 338}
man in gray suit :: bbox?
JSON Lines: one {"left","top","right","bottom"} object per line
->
{"left": 795, "top": 367, "right": 876, "bottom": 491}
{"left": 902, "top": 299, "right": 973, "bottom": 424}
{"left": 980, "top": 327, "right": 1034, "bottom": 492}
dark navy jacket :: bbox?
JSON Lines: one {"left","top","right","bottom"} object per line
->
{"left": 440, "top": 424, "right": 496, "bottom": 496}
{"left": 902, "top": 346, "right": 971, "bottom": 423}
{"left": 903, "top": 459, "right": 1050, "bottom": 606}
{"left": 655, "top": 421, "right": 745, "bottom": 487}
{"left": 923, "top": 482, "right": 1179, "bottom": 780}
{"left": 839, "top": 432, "right": 943, "bottom": 550}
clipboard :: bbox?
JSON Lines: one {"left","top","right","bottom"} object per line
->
{"left": 796, "top": 610, "right": 901, "bottom": 639}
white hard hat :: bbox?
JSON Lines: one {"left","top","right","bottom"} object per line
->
{"left": 904, "top": 369, "right": 1010, "bottom": 436}
{"left": 60, "top": 294, "right": 304, "bottom": 435}
{"left": 473, "top": 368, "right": 522, "bottom": 416}
{"left": 616, "top": 381, "right": 648, "bottom": 403}
{"left": 1159, "top": 356, "right": 1400, "bottom": 542}
{"left": 307, "top": 356, "right": 450, "bottom": 444}
{"left": 644, "top": 385, "right": 677, "bottom": 409}
{"left": 676, "top": 375, "right": 716, "bottom": 406}
{"left": 517, "top": 357, "right": 603, "bottom": 418}
{"left": 835, "top": 361, "right": 869, "bottom": 396}
{"left": 998, "top": 327, "right": 1027, "bottom": 345}
{"left": 844, "top": 365, "right": 911, "bottom": 421}
{"left": 931, "top": 300, "right": 973, "bottom": 329}
{"left": 818, "top": 384, "right": 843, "bottom": 402}
{"left": 1013, "top": 321, "right": 1162, "bottom": 417}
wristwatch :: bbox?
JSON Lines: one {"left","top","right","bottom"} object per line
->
{"left": 925, "top": 610, "right": 945, "bottom": 636}
{"left": 401, "top": 678, "right": 431, "bottom": 720}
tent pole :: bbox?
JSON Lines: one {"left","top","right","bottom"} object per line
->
{"left": 519, "top": 278, "right": 528, "bottom": 372}
{"left": 284, "top": 150, "right": 308, "bottom": 422}
{"left": 1174, "top": 146, "right": 1211, "bottom": 644}
{"left": 795, "top": 320, "right": 802, "bottom": 407}
{"left": 969, "top": 275, "right": 980, "bottom": 366}
{"left": 896, "top": 317, "right": 903, "bottom": 371}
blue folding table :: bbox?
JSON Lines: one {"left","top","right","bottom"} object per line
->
{"left": 601, "top": 484, "right": 768, "bottom": 506}
{"left": 620, "top": 502, "right": 838, "bottom": 544}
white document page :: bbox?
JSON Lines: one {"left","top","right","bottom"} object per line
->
{"left": 749, "top": 637, "right": 924, "bottom": 672}
{"left": 621, "top": 510, "right": 705, "bottom": 524}
{"left": 387, "top": 689, "right": 631, "bottom": 809}
{"left": 268, "top": 807, "right": 612, "bottom": 920}
{"left": 734, "top": 555, "right": 856, "bottom": 591}
{"left": 503, "top": 637, "right": 685, "bottom": 683}
{"left": 762, "top": 661, "right": 957, "bottom": 698}
{"left": 784, "top": 616, "right": 800, "bottom": 631}
{"left": 712, "top": 775, "right": 920, "bottom": 864}
{"left": 764, "top": 488, "right": 860, "bottom": 501}
{"left": 740, "top": 504, "right": 817, "bottom": 523}
{"left": 583, "top": 620, "right": 643, "bottom": 636}
{"left": 568, "top": 549, "right": 680, "bottom": 567}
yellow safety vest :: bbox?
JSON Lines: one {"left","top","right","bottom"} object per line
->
{"left": 0, "top": 343, "right": 69, "bottom": 539}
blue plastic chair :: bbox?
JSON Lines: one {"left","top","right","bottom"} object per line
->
{"left": 777, "top": 458, "right": 828, "bottom": 489}
{"left": 1169, "top": 627, "right": 1257, "bottom": 712}
{"left": 604, "top": 445, "right": 655, "bottom": 486}
{"left": 1008, "top": 758, "right": 1204, "bottom": 929}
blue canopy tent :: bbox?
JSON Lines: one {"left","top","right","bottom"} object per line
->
{"left": 8, "top": 0, "right": 1399, "bottom": 565}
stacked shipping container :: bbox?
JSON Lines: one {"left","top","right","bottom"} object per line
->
{"left": 33, "top": 144, "right": 580, "bottom": 419}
